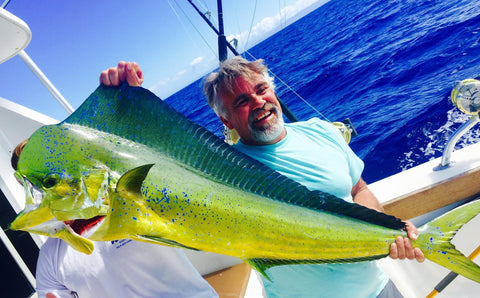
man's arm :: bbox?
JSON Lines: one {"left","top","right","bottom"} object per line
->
{"left": 351, "top": 177, "right": 384, "bottom": 212}
{"left": 36, "top": 240, "right": 76, "bottom": 297}
{"left": 351, "top": 178, "right": 425, "bottom": 262}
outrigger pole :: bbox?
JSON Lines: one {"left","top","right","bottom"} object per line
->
{"left": 216, "top": 0, "right": 228, "bottom": 62}
{"left": 186, "top": 0, "right": 299, "bottom": 122}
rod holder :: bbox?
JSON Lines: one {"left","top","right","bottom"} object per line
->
{"left": 435, "top": 115, "right": 479, "bottom": 170}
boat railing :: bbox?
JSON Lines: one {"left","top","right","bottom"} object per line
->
{"left": 0, "top": 6, "right": 71, "bottom": 295}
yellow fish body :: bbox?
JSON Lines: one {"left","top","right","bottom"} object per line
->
{"left": 10, "top": 85, "right": 480, "bottom": 281}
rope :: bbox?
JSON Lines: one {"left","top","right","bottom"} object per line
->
{"left": 169, "top": 0, "right": 218, "bottom": 59}
{"left": 243, "top": 0, "right": 258, "bottom": 52}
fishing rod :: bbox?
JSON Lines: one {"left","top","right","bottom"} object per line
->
{"left": 426, "top": 244, "right": 480, "bottom": 297}
{"left": 186, "top": 0, "right": 299, "bottom": 123}
{"left": 186, "top": 0, "right": 237, "bottom": 60}
{"left": 1, "top": 0, "right": 11, "bottom": 8}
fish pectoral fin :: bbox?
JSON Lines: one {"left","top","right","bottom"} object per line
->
{"left": 138, "top": 235, "right": 199, "bottom": 251}
{"left": 57, "top": 228, "right": 95, "bottom": 255}
{"left": 116, "top": 164, "right": 154, "bottom": 195}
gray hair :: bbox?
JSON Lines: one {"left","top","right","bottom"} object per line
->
{"left": 203, "top": 56, "right": 275, "bottom": 118}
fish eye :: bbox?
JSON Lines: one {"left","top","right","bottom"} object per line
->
{"left": 42, "top": 173, "right": 59, "bottom": 188}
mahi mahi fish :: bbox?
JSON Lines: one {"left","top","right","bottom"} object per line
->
{"left": 10, "top": 84, "right": 480, "bottom": 282}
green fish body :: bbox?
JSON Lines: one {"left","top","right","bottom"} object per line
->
{"left": 10, "top": 85, "right": 480, "bottom": 281}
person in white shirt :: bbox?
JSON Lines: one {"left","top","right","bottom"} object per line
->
{"left": 36, "top": 238, "right": 217, "bottom": 298}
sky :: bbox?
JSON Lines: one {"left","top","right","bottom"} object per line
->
{"left": 0, "top": 0, "right": 329, "bottom": 121}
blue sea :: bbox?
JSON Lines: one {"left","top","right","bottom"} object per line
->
{"left": 166, "top": 0, "right": 480, "bottom": 183}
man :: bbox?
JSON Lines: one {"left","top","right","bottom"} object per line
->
{"left": 202, "top": 56, "right": 424, "bottom": 297}
{"left": 11, "top": 63, "right": 218, "bottom": 298}
{"left": 102, "top": 59, "right": 424, "bottom": 297}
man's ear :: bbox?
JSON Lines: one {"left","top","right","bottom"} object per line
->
{"left": 219, "top": 116, "right": 234, "bottom": 129}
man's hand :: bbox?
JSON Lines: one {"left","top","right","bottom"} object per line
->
{"left": 99, "top": 61, "right": 144, "bottom": 87}
{"left": 389, "top": 221, "right": 425, "bottom": 262}
{"left": 351, "top": 178, "right": 425, "bottom": 262}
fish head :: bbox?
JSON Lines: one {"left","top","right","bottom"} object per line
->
{"left": 10, "top": 124, "right": 122, "bottom": 253}
{"left": 12, "top": 167, "right": 112, "bottom": 222}
{"left": 10, "top": 85, "right": 182, "bottom": 253}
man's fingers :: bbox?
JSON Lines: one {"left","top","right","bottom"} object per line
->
{"left": 100, "top": 67, "right": 121, "bottom": 86}
{"left": 117, "top": 61, "right": 127, "bottom": 83}
{"left": 414, "top": 248, "right": 425, "bottom": 263}
{"left": 107, "top": 68, "right": 120, "bottom": 86}
{"left": 390, "top": 242, "right": 398, "bottom": 259}
{"left": 391, "top": 236, "right": 425, "bottom": 262}
{"left": 126, "top": 62, "right": 144, "bottom": 86}
{"left": 99, "top": 61, "right": 143, "bottom": 87}
{"left": 404, "top": 238, "right": 415, "bottom": 260}
{"left": 99, "top": 70, "right": 110, "bottom": 85}
{"left": 132, "top": 62, "right": 144, "bottom": 82}
{"left": 405, "top": 221, "right": 418, "bottom": 240}
{"left": 395, "top": 236, "right": 406, "bottom": 259}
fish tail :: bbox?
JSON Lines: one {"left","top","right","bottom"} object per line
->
{"left": 415, "top": 199, "right": 480, "bottom": 283}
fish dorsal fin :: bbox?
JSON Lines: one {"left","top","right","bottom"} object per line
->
{"left": 63, "top": 85, "right": 404, "bottom": 230}
{"left": 306, "top": 190, "right": 405, "bottom": 229}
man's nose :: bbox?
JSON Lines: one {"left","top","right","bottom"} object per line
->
{"left": 250, "top": 95, "right": 266, "bottom": 109}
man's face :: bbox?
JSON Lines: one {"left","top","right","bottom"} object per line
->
{"left": 219, "top": 74, "right": 286, "bottom": 145}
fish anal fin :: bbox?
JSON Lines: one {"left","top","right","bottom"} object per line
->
{"left": 245, "top": 259, "right": 272, "bottom": 281}
{"left": 245, "top": 255, "right": 389, "bottom": 282}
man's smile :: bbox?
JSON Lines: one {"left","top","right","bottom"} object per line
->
{"left": 250, "top": 103, "right": 278, "bottom": 128}
{"left": 253, "top": 110, "right": 273, "bottom": 123}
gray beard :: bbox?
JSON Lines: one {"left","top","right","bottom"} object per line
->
{"left": 249, "top": 115, "right": 285, "bottom": 143}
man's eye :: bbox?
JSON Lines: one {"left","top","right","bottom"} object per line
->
{"left": 257, "top": 86, "right": 268, "bottom": 95}
{"left": 235, "top": 99, "right": 249, "bottom": 107}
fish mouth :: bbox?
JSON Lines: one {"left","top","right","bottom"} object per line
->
{"left": 64, "top": 215, "right": 105, "bottom": 236}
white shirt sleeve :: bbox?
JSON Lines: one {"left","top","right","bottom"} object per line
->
{"left": 36, "top": 239, "right": 76, "bottom": 298}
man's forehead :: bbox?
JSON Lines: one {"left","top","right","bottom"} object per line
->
{"left": 233, "top": 74, "right": 266, "bottom": 91}
{"left": 219, "top": 73, "right": 266, "bottom": 101}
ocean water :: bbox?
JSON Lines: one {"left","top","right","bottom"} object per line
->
{"left": 166, "top": 0, "right": 480, "bottom": 183}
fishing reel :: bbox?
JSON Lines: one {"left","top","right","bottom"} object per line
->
{"left": 333, "top": 118, "right": 357, "bottom": 144}
{"left": 223, "top": 126, "right": 240, "bottom": 145}
{"left": 436, "top": 78, "right": 480, "bottom": 170}
{"left": 451, "top": 78, "right": 480, "bottom": 115}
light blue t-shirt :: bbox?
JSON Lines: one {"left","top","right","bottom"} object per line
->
{"left": 234, "top": 118, "right": 389, "bottom": 298}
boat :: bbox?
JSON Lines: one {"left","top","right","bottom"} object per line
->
{"left": 1, "top": 3, "right": 479, "bottom": 297}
